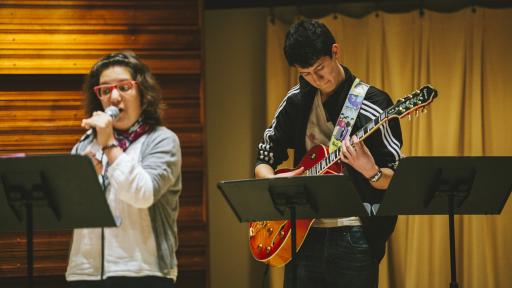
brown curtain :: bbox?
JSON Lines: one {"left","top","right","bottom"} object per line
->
{"left": 266, "top": 7, "right": 512, "bottom": 288}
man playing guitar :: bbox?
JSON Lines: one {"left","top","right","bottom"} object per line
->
{"left": 255, "top": 19, "right": 403, "bottom": 287}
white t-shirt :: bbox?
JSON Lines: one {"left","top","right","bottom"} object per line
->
{"left": 306, "top": 91, "right": 362, "bottom": 228}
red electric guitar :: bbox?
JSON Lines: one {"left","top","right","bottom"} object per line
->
{"left": 249, "top": 85, "right": 438, "bottom": 267}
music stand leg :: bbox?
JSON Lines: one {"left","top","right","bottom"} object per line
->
{"left": 26, "top": 200, "right": 34, "bottom": 288}
{"left": 290, "top": 206, "right": 298, "bottom": 288}
{"left": 448, "top": 196, "right": 459, "bottom": 288}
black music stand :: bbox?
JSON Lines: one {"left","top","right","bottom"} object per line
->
{"left": 0, "top": 154, "right": 117, "bottom": 288}
{"left": 218, "top": 174, "right": 369, "bottom": 288}
{"left": 377, "top": 156, "right": 512, "bottom": 288}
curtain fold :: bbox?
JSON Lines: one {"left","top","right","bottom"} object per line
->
{"left": 266, "top": 7, "right": 512, "bottom": 288}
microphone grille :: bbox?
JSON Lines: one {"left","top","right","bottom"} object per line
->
{"left": 105, "top": 106, "right": 120, "bottom": 120}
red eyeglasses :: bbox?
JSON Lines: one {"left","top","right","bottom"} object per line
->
{"left": 93, "top": 80, "right": 137, "bottom": 99}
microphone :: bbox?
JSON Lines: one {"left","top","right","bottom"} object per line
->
{"left": 104, "top": 106, "right": 120, "bottom": 120}
{"left": 85, "top": 106, "right": 120, "bottom": 160}
{"left": 81, "top": 106, "right": 120, "bottom": 139}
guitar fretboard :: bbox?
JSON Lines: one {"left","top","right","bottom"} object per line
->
{"left": 305, "top": 110, "right": 388, "bottom": 176}
{"left": 302, "top": 84, "right": 436, "bottom": 176}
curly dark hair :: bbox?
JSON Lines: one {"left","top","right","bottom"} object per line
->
{"left": 83, "top": 51, "right": 162, "bottom": 128}
{"left": 284, "top": 19, "right": 336, "bottom": 68}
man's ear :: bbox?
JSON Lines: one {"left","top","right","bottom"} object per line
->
{"left": 331, "top": 43, "right": 340, "bottom": 59}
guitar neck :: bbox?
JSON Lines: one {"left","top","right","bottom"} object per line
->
{"left": 352, "top": 112, "right": 392, "bottom": 143}
{"left": 303, "top": 84, "right": 437, "bottom": 176}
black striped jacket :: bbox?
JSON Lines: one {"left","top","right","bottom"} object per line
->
{"left": 255, "top": 66, "right": 403, "bottom": 261}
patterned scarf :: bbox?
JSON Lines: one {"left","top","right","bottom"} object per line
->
{"left": 113, "top": 118, "right": 151, "bottom": 151}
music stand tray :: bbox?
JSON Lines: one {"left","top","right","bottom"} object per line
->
{"left": 377, "top": 156, "right": 512, "bottom": 288}
{"left": 218, "top": 174, "right": 369, "bottom": 288}
{"left": 218, "top": 174, "right": 369, "bottom": 221}
{"left": 0, "top": 154, "right": 116, "bottom": 287}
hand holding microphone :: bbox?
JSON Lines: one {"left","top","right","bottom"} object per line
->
{"left": 81, "top": 106, "right": 120, "bottom": 147}
{"left": 81, "top": 106, "right": 120, "bottom": 171}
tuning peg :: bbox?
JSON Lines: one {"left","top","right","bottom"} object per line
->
{"left": 422, "top": 107, "right": 427, "bottom": 113}
{"left": 408, "top": 114, "right": 412, "bottom": 121}
{"left": 415, "top": 110, "right": 419, "bottom": 117}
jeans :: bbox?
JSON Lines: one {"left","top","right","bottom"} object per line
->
{"left": 284, "top": 226, "right": 378, "bottom": 288}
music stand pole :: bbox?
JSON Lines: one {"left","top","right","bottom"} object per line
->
{"left": 270, "top": 185, "right": 306, "bottom": 288}
{"left": 26, "top": 192, "right": 34, "bottom": 288}
{"left": 290, "top": 206, "right": 298, "bottom": 288}
{"left": 448, "top": 194, "right": 458, "bottom": 288}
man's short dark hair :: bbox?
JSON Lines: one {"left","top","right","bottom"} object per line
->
{"left": 284, "top": 19, "right": 336, "bottom": 68}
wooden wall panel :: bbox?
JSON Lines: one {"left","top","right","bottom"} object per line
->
{"left": 0, "top": 0, "right": 201, "bottom": 74}
{"left": 0, "top": 0, "right": 206, "bottom": 287}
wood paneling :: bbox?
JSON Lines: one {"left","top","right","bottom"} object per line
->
{"left": 0, "top": 0, "right": 207, "bottom": 287}
{"left": 0, "top": 0, "right": 200, "bottom": 74}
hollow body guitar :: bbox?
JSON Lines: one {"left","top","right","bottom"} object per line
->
{"left": 249, "top": 85, "right": 438, "bottom": 267}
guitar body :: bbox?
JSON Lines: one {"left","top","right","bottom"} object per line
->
{"left": 249, "top": 144, "right": 343, "bottom": 267}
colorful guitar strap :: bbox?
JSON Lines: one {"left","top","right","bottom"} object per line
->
{"left": 328, "top": 78, "right": 369, "bottom": 152}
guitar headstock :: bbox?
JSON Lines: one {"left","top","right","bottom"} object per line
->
{"left": 387, "top": 85, "right": 438, "bottom": 118}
